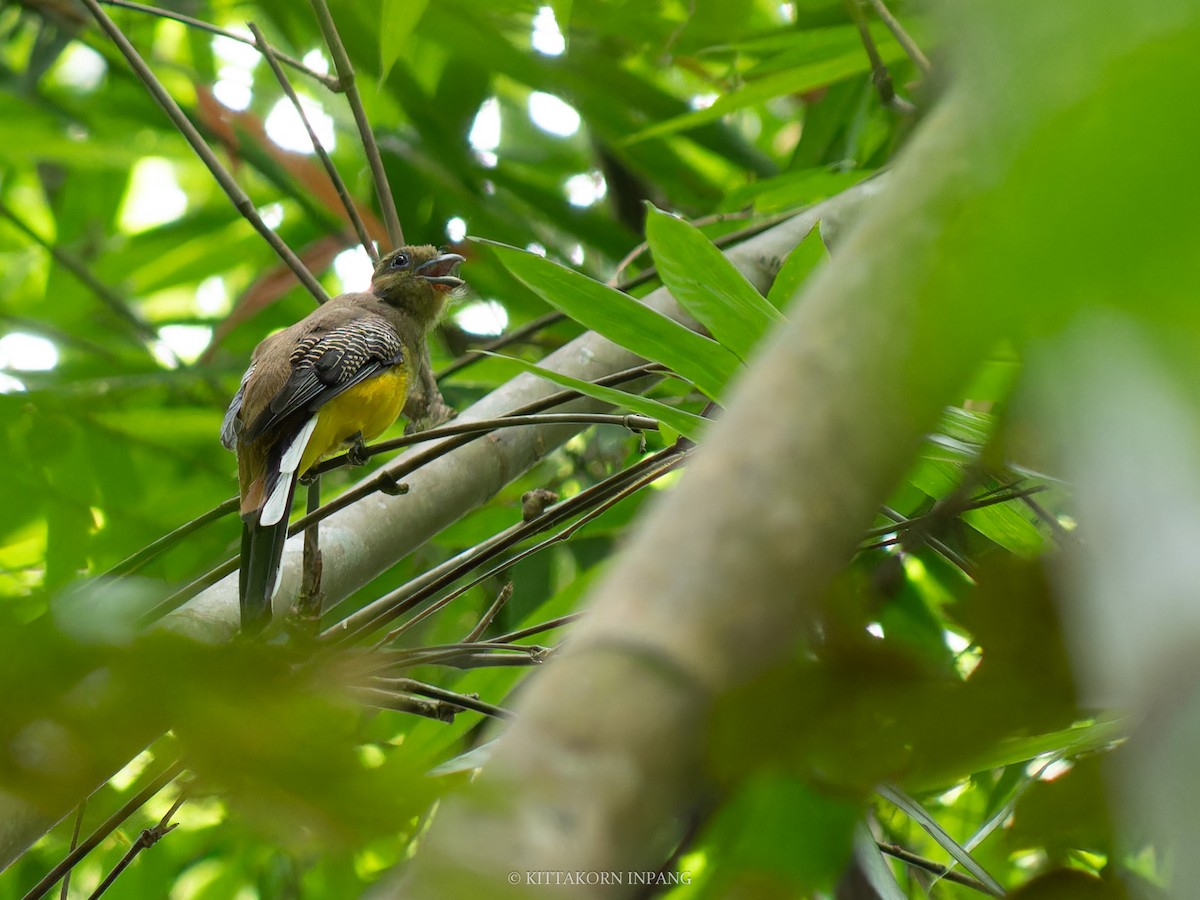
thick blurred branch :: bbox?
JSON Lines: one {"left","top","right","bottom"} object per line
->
{"left": 0, "top": 181, "right": 879, "bottom": 870}
{"left": 389, "top": 89, "right": 1015, "bottom": 896}
{"left": 169, "top": 182, "right": 881, "bottom": 641}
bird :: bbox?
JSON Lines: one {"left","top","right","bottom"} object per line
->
{"left": 220, "top": 245, "right": 464, "bottom": 634}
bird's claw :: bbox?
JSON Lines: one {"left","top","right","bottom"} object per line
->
{"left": 346, "top": 434, "right": 370, "bottom": 467}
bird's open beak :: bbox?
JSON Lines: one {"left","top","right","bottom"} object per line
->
{"left": 416, "top": 253, "right": 465, "bottom": 292}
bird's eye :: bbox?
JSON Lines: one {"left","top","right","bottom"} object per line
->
{"left": 389, "top": 252, "right": 410, "bottom": 270}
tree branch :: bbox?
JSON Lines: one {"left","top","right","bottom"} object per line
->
{"left": 79, "top": 0, "right": 332, "bottom": 306}
{"left": 866, "top": 0, "right": 932, "bottom": 74}
{"left": 387, "top": 90, "right": 1014, "bottom": 894}
{"left": 845, "top": 0, "right": 914, "bottom": 114}
{"left": 0, "top": 199, "right": 160, "bottom": 351}
{"left": 97, "top": 0, "right": 341, "bottom": 89}
{"left": 164, "top": 181, "right": 879, "bottom": 640}
{"left": 249, "top": 22, "right": 378, "bottom": 264}
{"left": 19, "top": 760, "right": 184, "bottom": 900}
{"left": 309, "top": 0, "right": 404, "bottom": 249}
{"left": 0, "top": 180, "right": 880, "bottom": 868}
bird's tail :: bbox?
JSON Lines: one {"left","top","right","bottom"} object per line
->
{"left": 239, "top": 494, "right": 293, "bottom": 634}
{"left": 238, "top": 417, "right": 316, "bottom": 633}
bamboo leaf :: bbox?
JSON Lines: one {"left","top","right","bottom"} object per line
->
{"left": 481, "top": 352, "right": 708, "bottom": 441}
{"left": 379, "top": 0, "right": 431, "bottom": 81}
{"left": 481, "top": 240, "right": 741, "bottom": 399}
{"left": 644, "top": 205, "right": 783, "bottom": 361}
{"left": 877, "top": 784, "right": 1006, "bottom": 896}
{"left": 767, "top": 222, "right": 829, "bottom": 311}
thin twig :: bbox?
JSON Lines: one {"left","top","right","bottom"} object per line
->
{"left": 98, "top": 0, "right": 341, "bottom": 89}
{"left": 372, "top": 447, "right": 686, "bottom": 648}
{"left": 437, "top": 311, "right": 567, "bottom": 380}
{"left": 866, "top": 0, "right": 931, "bottom": 74}
{"left": 21, "top": 760, "right": 185, "bottom": 900}
{"left": 485, "top": 612, "right": 583, "bottom": 645}
{"left": 862, "top": 485, "right": 1048, "bottom": 539}
{"left": 120, "top": 413, "right": 653, "bottom": 592}
{"left": 80, "top": 0, "right": 332, "bottom": 306}
{"left": 1015, "top": 490, "right": 1070, "bottom": 543}
{"left": 309, "top": 0, "right": 403, "bottom": 249}
{"left": 843, "top": 0, "right": 914, "bottom": 114}
{"left": 876, "top": 843, "right": 999, "bottom": 896}
{"left": 860, "top": 486, "right": 1050, "bottom": 554}
{"left": 606, "top": 209, "right": 756, "bottom": 287}
{"left": 330, "top": 527, "right": 525, "bottom": 642}
{"left": 0, "top": 199, "right": 161, "bottom": 350}
{"left": 348, "top": 686, "right": 459, "bottom": 720}
{"left": 331, "top": 441, "right": 690, "bottom": 644}
{"left": 87, "top": 791, "right": 187, "bottom": 899}
{"left": 104, "top": 497, "right": 240, "bottom": 577}
{"left": 295, "top": 365, "right": 663, "bottom": 514}
{"left": 372, "top": 642, "right": 551, "bottom": 670}
{"left": 464, "top": 582, "right": 513, "bottom": 642}
{"left": 249, "top": 22, "right": 377, "bottom": 264}
{"left": 314, "top": 412, "right": 659, "bottom": 473}
{"left": 58, "top": 800, "right": 87, "bottom": 900}
{"left": 608, "top": 243, "right": 652, "bottom": 288}
{"left": 295, "top": 476, "right": 324, "bottom": 624}
{"left": 434, "top": 651, "right": 549, "bottom": 669}
{"left": 879, "top": 504, "right": 973, "bottom": 575}
{"left": 370, "top": 677, "right": 513, "bottom": 719}
{"left": 142, "top": 366, "right": 666, "bottom": 624}
{"left": 859, "top": 535, "right": 902, "bottom": 553}
{"left": 367, "top": 641, "right": 548, "bottom": 669}
{"left": 142, "top": 557, "right": 239, "bottom": 626}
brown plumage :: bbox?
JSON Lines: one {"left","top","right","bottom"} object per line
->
{"left": 221, "top": 245, "right": 463, "bottom": 633}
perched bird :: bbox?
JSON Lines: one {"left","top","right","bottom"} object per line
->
{"left": 221, "top": 245, "right": 464, "bottom": 633}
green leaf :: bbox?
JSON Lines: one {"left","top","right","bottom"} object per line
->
{"left": 702, "top": 774, "right": 862, "bottom": 893}
{"left": 723, "top": 167, "right": 875, "bottom": 213}
{"left": 851, "top": 825, "right": 906, "bottom": 900}
{"left": 877, "top": 784, "right": 1006, "bottom": 896}
{"left": 906, "top": 460, "right": 1048, "bottom": 556}
{"left": 481, "top": 240, "right": 741, "bottom": 399}
{"left": 908, "top": 717, "right": 1129, "bottom": 794}
{"left": 623, "top": 41, "right": 899, "bottom": 144}
{"left": 379, "top": 0, "right": 432, "bottom": 81}
{"left": 481, "top": 352, "right": 708, "bottom": 441}
{"left": 767, "top": 222, "right": 829, "bottom": 311}
{"left": 962, "top": 498, "right": 1048, "bottom": 557}
{"left": 644, "top": 205, "right": 783, "bottom": 362}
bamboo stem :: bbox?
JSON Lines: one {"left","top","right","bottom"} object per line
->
{"left": 80, "top": 0, "right": 332, "bottom": 306}
{"left": 309, "top": 0, "right": 405, "bottom": 249}
{"left": 249, "top": 22, "right": 378, "bottom": 264}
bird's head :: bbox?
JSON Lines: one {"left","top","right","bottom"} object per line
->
{"left": 370, "top": 244, "right": 465, "bottom": 328}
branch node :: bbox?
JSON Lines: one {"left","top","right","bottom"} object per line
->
{"left": 377, "top": 473, "right": 410, "bottom": 496}
{"left": 521, "top": 488, "right": 560, "bottom": 522}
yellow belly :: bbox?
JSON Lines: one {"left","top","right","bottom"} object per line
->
{"left": 298, "top": 367, "right": 409, "bottom": 474}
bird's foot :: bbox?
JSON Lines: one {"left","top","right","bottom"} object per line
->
{"left": 346, "top": 433, "right": 370, "bottom": 467}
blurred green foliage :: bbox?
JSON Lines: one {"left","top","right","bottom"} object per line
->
{"left": 3, "top": 0, "right": 1197, "bottom": 896}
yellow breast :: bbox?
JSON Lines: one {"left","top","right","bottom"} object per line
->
{"left": 298, "top": 366, "right": 410, "bottom": 474}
